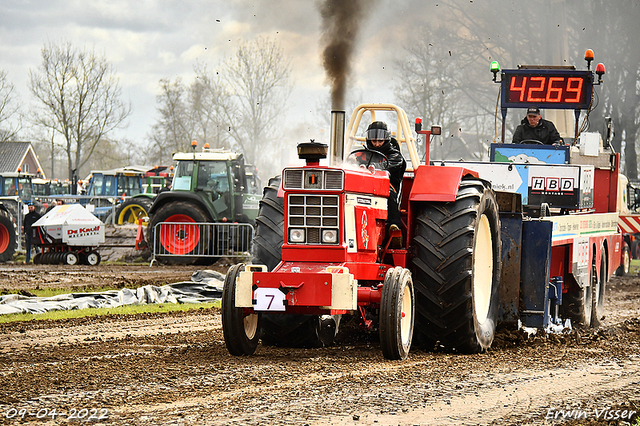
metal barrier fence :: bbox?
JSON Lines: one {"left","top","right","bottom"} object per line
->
{"left": 150, "top": 222, "right": 253, "bottom": 265}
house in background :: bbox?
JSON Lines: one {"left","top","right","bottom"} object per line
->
{"left": 0, "top": 142, "right": 46, "bottom": 178}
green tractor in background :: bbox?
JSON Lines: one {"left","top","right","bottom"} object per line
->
{"left": 147, "top": 146, "right": 261, "bottom": 264}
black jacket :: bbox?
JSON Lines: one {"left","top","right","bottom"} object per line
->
{"left": 512, "top": 118, "right": 562, "bottom": 145}
{"left": 24, "top": 211, "right": 42, "bottom": 232}
{"left": 367, "top": 138, "right": 406, "bottom": 191}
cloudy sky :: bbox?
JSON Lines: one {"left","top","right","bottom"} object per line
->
{"left": 1, "top": 0, "right": 433, "bottom": 148}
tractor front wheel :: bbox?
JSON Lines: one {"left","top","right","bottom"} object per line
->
{"left": 116, "top": 197, "right": 153, "bottom": 225}
{"left": 222, "top": 263, "right": 261, "bottom": 356}
{"left": 379, "top": 267, "right": 414, "bottom": 360}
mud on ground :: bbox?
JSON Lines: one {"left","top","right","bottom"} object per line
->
{"left": 0, "top": 264, "right": 638, "bottom": 425}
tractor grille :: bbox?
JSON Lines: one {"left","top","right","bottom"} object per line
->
{"left": 283, "top": 169, "right": 344, "bottom": 190}
{"left": 287, "top": 194, "right": 340, "bottom": 244}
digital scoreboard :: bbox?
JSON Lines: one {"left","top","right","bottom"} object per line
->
{"left": 501, "top": 69, "right": 593, "bottom": 110}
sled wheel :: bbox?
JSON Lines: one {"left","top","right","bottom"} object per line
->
{"left": 615, "top": 243, "right": 630, "bottom": 276}
{"left": 633, "top": 239, "right": 640, "bottom": 259}
{"left": 411, "top": 178, "right": 501, "bottom": 353}
{"left": 222, "top": 263, "right": 261, "bottom": 356}
{"left": 379, "top": 267, "right": 414, "bottom": 360}
{"left": 86, "top": 251, "right": 101, "bottom": 266}
{"left": 563, "top": 264, "right": 594, "bottom": 328}
{"left": 591, "top": 248, "right": 607, "bottom": 327}
{"left": 65, "top": 252, "right": 79, "bottom": 266}
{"left": 0, "top": 210, "right": 16, "bottom": 262}
{"left": 33, "top": 253, "right": 42, "bottom": 265}
{"left": 116, "top": 197, "right": 153, "bottom": 224}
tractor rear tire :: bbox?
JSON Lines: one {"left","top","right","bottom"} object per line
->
{"left": 252, "top": 176, "right": 339, "bottom": 348}
{"left": 0, "top": 210, "right": 16, "bottom": 262}
{"left": 379, "top": 267, "right": 415, "bottom": 360}
{"left": 222, "top": 263, "right": 261, "bottom": 356}
{"left": 411, "top": 179, "right": 501, "bottom": 353}
{"left": 615, "top": 243, "right": 630, "bottom": 276}
{"left": 149, "top": 201, "right": 211, "bottom": 265}
{"left": 116, "top": 197, "right": 153, "bottom": 225}
{"left": 251, "top": 176, "right": 284, "bottom": 271}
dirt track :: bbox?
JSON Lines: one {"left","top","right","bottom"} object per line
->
{"left": 0, "top": 264, "right": 638, "bottom": 425}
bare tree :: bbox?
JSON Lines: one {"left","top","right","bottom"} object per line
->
{"left": 221, "top": 37, "right": 293, "bottom": 175}
{"left": 0, "top": 70, "right": 22, "bottom": 142}
{"left": 148, "top": 37, "right": 292, "bottom": 176}
{"left": 192, "top": 62, "right": 234, "bottom": 150}
{"left": 148, "top": 77, "right": 192, "bottom": 163}
{"left": 29, "top": 41, "right": 131, "bottom": 180}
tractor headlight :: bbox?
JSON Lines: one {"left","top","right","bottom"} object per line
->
{"left": 322, "top": 229, "right": 338, "bottom": 244}
{"left": 289, "top": 228, "right": 305, "bottom": 243}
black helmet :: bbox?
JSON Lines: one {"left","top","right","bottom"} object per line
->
{"left": 366, "top": 121, "right": 390, "bottom": 142}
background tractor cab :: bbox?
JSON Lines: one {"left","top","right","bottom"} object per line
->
{"left": 0, "top": 172, "right": 43, "bottom": 219}
{"left": 146, "top": 143, "right": 260, "bottom": 264}
{"left": 83, "top": 167, "right": 146, "bottom": 222}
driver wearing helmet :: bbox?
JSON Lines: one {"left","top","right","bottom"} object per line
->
{"left": 512, "top": 107, "right": 563, "bottom": 145}
{"left": 365, "top": 121, "right": 406, "bottom": 247}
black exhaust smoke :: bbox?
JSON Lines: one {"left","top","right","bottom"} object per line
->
{"left": 319, "top": 0, "right": 367, "bottom": 110}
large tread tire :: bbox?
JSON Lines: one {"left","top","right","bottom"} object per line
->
{"left": 251, "top": 176, "right": 285, "bottom": 271}
{"left": 591, "top": 249, "right": 607, "bottom": 328}
{"left": 222, "top": 263, "right": 261, "bottom": 356}
{"left": 116, "top": 197, "right": 153, "bottom": 225}
{"left": 633, "top": 240, "right": 640, "bottom": 260}
{"left": 615, "top": 243, "right": 630, "bottom": 276}
{"left": 251, "top": 176, "right": 339, "bottom": 348}
{"left": 562, "top": 270, "right": 593, "bottom": 329}
{"left": 148, "top": 201, "right": 211, "bottom": 265}
{"left": 411, "top": 179, "right": 501, "bottom": 353}
{"left": 380, "top": 267, "right": 415, "bottom": 360}
{"left": 0, "top": 210, "right": 17, "bottom": 262}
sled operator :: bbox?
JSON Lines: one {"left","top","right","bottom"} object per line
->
{"left": 512, "top": 107, "right": 563, "bottom": 145}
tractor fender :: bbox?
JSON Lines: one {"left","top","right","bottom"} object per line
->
{"left": 132, "top": 193, "right": 154, "bottom": 200}
{"left": 149, "top": 191, "right": 215, "bottom": 221}
{"left": 408, "top": 165, "right": 479, "bottom": 202}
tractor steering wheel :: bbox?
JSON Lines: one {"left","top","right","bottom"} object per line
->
{"left": 519, "top": 139, "right": 544, "bottom": 145}
{"left": 347, "top": 148, "right": 389, "bottom": 171}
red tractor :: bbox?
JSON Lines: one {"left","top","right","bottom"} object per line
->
{"left": 223, "top": 103, "right": 501, "bottom": 360}
{"left": 223, "top": 52, "right": 621, "bottom": 360}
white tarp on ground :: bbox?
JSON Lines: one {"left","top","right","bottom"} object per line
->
{"left": 33, "top": 204, "right": 105, "bottom": 246}
{"left": 0, "top": 270, "right": 224, "bottom": 315}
